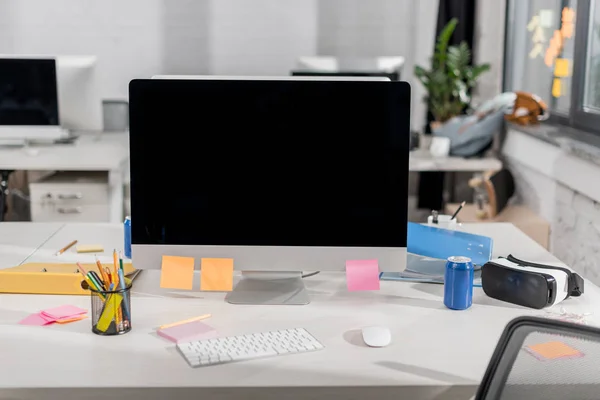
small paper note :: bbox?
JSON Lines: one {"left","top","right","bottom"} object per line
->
{"left": 346, "top": 259, "right": 380, "bottom": 291}
{"left": 526, "top": 341, "right": 583, "bottom": 360}
{"left": 41, "top": 305, "right": 87, "bottom": 320}
{"left": 76, "top": 244, "right": 104, "bottom": 253}
{"left": 554, "top": 58, "right": 570, "bottom": 77}
{"left": 552, "top": 78, "right": 562, "bottom": 98}
{"left": 19, "top": 313, "right": 54, "bottom": 326}
{"left": 55, "top": 315, "right": 87, "bottom": 324}
{"left": 539, "top": 9, "right": 554, "bottom": 27}
{"left": 200, "top": 258, "right": 234, "bottom": 291}
{"left": 160, "top": 255, "right": 195, "bottom": 290}
{"left": 157, "top": 320, "right": 216, "bottom": 343}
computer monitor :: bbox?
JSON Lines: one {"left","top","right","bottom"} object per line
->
{"left": 0, "top": 57, "right": 66, "bottom": 142}
{"left": 129, "top": 77, "right": 410, "bottom": 305}
{"left": 56, "top": 56, "right": 103, "bottom": 132}
{"left": 293, "top": 56, "right": 405, "bottom": 81}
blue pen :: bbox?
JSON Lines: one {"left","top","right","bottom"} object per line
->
{"left": 117, "top": 267, "right": 131, "bottom": 321}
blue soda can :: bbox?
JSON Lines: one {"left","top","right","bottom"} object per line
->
{"left": 444, "top": 256, "right": 474, "bottom": 310}
{"left": 124, "top": 216, "right": 132, "bottom": 259}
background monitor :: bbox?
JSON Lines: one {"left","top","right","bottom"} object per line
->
{"left": 0, "top": 57, "right": 66, "bottom": 141}
{"left": 56, "top": 55, "right": 103, "bottom": 132}
{"left": 293, "top": 56, "right": 405, "bottom": 81}
{"left": 129, "top": 77, "right": 410, "bottom": 304}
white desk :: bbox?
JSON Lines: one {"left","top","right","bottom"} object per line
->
{"left": 0, "top": 134, "right": 129, "bottom": 223}
{"left": 409, "top": 149, "right": 502, "bottom": 172}
{"left": 0, "top": 222, "right": 598, "bottom": 400}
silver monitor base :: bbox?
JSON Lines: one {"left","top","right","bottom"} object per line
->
{"left": 225, "top": 271, "right": 310, "bottom": 305}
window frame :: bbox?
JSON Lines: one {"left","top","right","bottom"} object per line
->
{"left": 504, "top": 0, "right": 600, "bottom": 134}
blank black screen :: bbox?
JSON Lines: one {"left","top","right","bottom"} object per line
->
{"left": 0, "top": 59, "right": 59, "bottom": 126}
{"left": 129, "top": 79, "right": 410, "bottom": 247}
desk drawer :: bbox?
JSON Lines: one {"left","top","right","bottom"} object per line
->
{"left": 31, "top": 203, "right": 109, "bottom": 222}
{"left": 29, "top": 171, "right": 109, "bottom": 222}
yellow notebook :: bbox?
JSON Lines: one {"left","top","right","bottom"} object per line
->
{"left": 0, "top": 263, "right": 135, "bottom": 295}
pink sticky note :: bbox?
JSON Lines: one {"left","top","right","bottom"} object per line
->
{"left": 346, "top": 259, "right": 380, "bottom": 291}
{"left": 41, "top": 305, "right": 87, "bottom": 320}
{"left": 157, "top": 321, "right": 216, "bottom": 344}
{"left": 19, "top": 313, "right": 55, "bottom": 326}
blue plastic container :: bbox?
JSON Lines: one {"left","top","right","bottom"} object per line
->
{"left": 443, "top": 256, "right": 474, "bottom": 310}
{"left": 124, "top": 216, "right": 131, "bottom": 259}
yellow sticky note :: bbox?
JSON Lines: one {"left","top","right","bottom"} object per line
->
{"left": 527, "top": 341, "right": 583, "bottom": 360}
{"left": 160, "top": 255, "right": 195, "bottom": 290}
{"left": 76, "top": 244, "right": 104, "bottom": 253}
{"left": 555, "top": 58, "right": 570, "bottom": 77}
{"left": 201, "top": 258, "right": 234, "bottom": 291}
{"left": 552, "top": 78, "right": 562, "bottom": 97}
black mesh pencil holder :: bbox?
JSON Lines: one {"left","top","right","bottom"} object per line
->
{"left": 90, "top": 284, "right": 132, "bottom": 336}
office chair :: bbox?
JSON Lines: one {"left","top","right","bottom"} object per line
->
{"left": 0, "top": 170, "right": 13, "bottom": 222}
{"left": 467, "top": 168, "right": 515, "bottom": 218}
{"left": 476, "top": 316, "right": 600, "bottom": 400}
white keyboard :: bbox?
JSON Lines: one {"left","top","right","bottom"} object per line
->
{"left": 176, "top": 328, "right": 324, "bottom": 367}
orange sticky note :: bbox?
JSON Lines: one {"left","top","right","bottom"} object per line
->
{"left": 55, "top": 315, "right": 87, "bottom": 324}
{"left": 201, "top": 258, "right": 234, "bottom": 291}
{"left": 526, "top": 341, "right": 583, "bottom": 360}
{"left": 552, "top": 78, "right": 562, "bottom": 98}
{"left": 555, "top": 58, "right": 570, "bottom": 78}
{"left": 160, "top": 255, "right": 195, "bottom": 290}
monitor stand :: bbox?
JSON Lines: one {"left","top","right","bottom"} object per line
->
{"left": 225, "top": 271, "right": 310, "bottom": 305}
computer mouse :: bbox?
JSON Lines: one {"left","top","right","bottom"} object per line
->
{"left": 361, "top": 326, "right": 391, "bottom": 347}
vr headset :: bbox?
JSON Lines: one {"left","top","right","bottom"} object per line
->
{"left": 481, "top": 255, "right": 584, "bottom": 309}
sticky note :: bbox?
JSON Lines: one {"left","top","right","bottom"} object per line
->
{"left": 55, "top": 315, "right": 87, "bottom": 324}
{"left": 200, "top": 258, "right": 234, "bottom": 291}
{"left": 346, "top": 259, "right": 380, "bottom": 291}
{"left": 526, "top": 341, "right": 583, "bottom": 360}
{"left": 555, "top": 58, "right": 570, "bottom": 77}
{"left": 552, "top": 78, "right": 562, "bottom": 97}
{"left": 76, "top": 244, "right": 104, "bottom": 253}
{"left": 19, "top": 313, "right": 54, "bottom": 326}
{"left": 160, "top": 255, "right": 195, "bottom": 290}
{"left": 157, "top": 320, "right": 216, "bottom": 343}
{"left": 41, "top": 305, "right": 87, "bottom": 320}
{"left": 539, "top": 9, "right": 554, "bottom": 27}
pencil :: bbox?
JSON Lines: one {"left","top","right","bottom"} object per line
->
{"left": 450, "top": 201, "right": 466, "bottom": 221}
{"left": 96, "top": 256, "right": 109, "bottom": 286}
{"left": 159, "top": 314, "right": 212, "bottom": 330}
{"left": 112, "top": 250, "right": 119, "bottom": 287}
{"left": 55, "top": 240, "right": 78, "bottom": 255}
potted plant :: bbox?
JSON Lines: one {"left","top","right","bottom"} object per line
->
{"left": 414, "top": 18, "right": 491, "bottom": 131}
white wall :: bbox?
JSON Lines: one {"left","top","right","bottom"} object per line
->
{"left": 502, "top": 129, "right": 600, "bottom": 285}
{"left": 0, "top": 0, "right": 164, "bottom": 99}
{"left": 0, "top": 0, "right": 441, "bottom": 130}
{"left": 210, "top": 0, "right": 318, "bottom": 75}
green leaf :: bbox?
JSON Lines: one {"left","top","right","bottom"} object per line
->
{"left": 433, "top": 18, "right": 457, "bottom": 69}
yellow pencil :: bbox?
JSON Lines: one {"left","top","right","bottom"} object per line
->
{"left": 55, "top": 240, "right": 78, "bottom": 255}
{"left": 112, "top": 250, "right": 119, "bottom": 287}
{"left": 159, "top": 314, "right": 212, "bottom": 330}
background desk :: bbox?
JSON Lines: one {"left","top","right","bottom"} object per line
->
{"left": 0, "top": 134, "right": 129, "bottom": 223}
{"left": 409, "top": 149, "right": 502, "bottom": 172}
{"left": 0, "top": 222, "right": 597, "bottom": 400}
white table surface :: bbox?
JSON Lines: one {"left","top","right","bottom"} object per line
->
{"left": 0, "top": 222, "right": 597, "bottom": 400}
{"left": 409, "top": 149, "right": 502, "bottom": 172}
{"left": 0, "top": 133, "right": 129, "bottom": 171}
